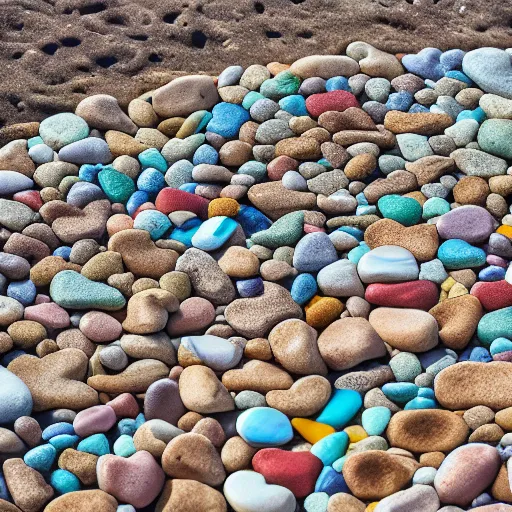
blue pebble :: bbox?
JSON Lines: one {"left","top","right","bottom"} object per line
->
{"left": 440, "top": 49, "right": 465, "bottom": 71}
{"left": 456, "top": 107, "right": 486, "bottom": 123}
{"left": 386, "top": 91, "right": 414, "bottom": 111}
{"left": 137, "top": 167, "right": 165, "bottom": 194}
{"left": 438, "top": 239, "right": 486, "bottom": 269}
{"left": 77, "top": 433, "right": 110, "bottom": 456}
{"left": 138, "top": 148, "right": 167, "bottom": 172}
{"left": 361, "top": 407, "right": 391, "bottom": 436}
{"left": 133, "top": 210, "right": 172, "bottom": 240}
{"left": 291, "top": 273, "right": 317, "bottom": 305}
{"left": 50, "top": 469, "right": 81, "bottom": 494}
{"left": 126, "top": 190, "right": 149, "bottom": 216}
{"left": 135, "top": 413, "right": 145, "bottom": 428}
{"left": 1, "top": 350, "right": 25, "bottom": 366}
{"left": 310, "top": 432, "right": 349, "bottom": 466}
{"left": 113, "top": 434, "right": 136, "bottom": 457}
{"left": 28, "top": 136, "right": 44, "bottom": 149}
{"left": 490, "top": 337, "right": 512, "bottom": 356}
{"left": 356, "top": 205, "right": 377, "bottom": 216}
{"left": 207, "top": 102, "right": 250, "bottom": 138}
{"left": 445, "top": 70, "right": 473, "bottom": 85}
{"left": 316, "top": 389, "right": 362, "bottom": 430}
{"left": 117, "top": 418, "right": 138, "bottom": 437}
{"left": 315, "top": 467, "right": 350, "bottom": 496}
{"left": 24, "top": 444, "right": 57, "bottom": 472}
{"left": 405, "top": 397, "right": 438, "bottom": 410}
{"left": 49, "top": 434, "right": 80, "bottom": 451}
{"left": 402, "top": 48, "right": 444, "bottom": 80}
{"left": 278, "top": 95, "right": 308, "bottom": 116}
{"left": 238, "top": 161, "right": 267, "bottom": 182}
{"left": 418, "top": 387, "right": 435, "bottom": 398}
{"left": 479, "top": 265, "right": 506, "bottom": 282}
{"left": 7, "top": 279, "right": 37, "bottom": 306}
{"left": 0, "top": 473, "right": 10, "bottom": 501}
{"left": 338, "top": 226, "right": 364, "bottom": 241}
{"left": 325, "top": 76, "right": 351, "bottom": 92}
{"left": 409, "top": 103, "right": 430, "bottom": 113}
{"left": 347, "top": 242, "right": 370, "bottom": 264}
{"left": 169, "top": 218, "right": 202, "bottom": 247}
{"left": 191, "top": 216, "right": 238, "bottom": 251}
{"left": 469, "top": 346, "right": 492, "bottom": 362}
{"left": 52, "top": 246, "right": 72, "bottom": 261}
{"left": 236, "top": 277, "right": 264, "bottom": 298}
{"left": 236, "top": 204, "right": 272, "bottom": 237}
{"left": 78, "top": 163, "right": 103, "bottom": 182}
{"left": 383, "top": 383, "right": 419, "bottom": 403}
{"left": 236, "top": 407, "right": 293, "bottom": 448}
{"left": 42, "top": 422, "right": 75, "bottom": 441}
{"left": 179, "top": 183, "right": 198, "bottom": 194}
{"left": 192, "top": 144, "right": 219, "bottom": 165}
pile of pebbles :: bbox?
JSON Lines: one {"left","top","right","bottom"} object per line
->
{"left": 1, "top": 41, "right": 512, "bottom": 512}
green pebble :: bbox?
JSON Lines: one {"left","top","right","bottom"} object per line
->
{"left": 39, "top": 113, "right": 90, "bottom": 150}
{"left": 242, "top": 91, "right": 266, "bottom": 110}
{"left": 478, "top": 307, "right": 512, "bottom": 347}
{"left": 98, "top": 166, "right": 135, "bottom": 203}
{"left": 260, "top": 71, "right": 301, "bottom": 100}
{"left": 50, "top": 270, "right": 126, "bottom": 310}
{"left": 113, "top": 434, "right": 136, "bottom": 457}
{"left": 377, "top": 194, "right": 422, "bottom": 226}
{"left": 422, "top": 197, "right": 451, "bottom": 220}
{"left": 477, "top": 119, "right": 512, "bottom": 160}
{"left": 389, "top": 352, "right": 422, "bottom": 382}
{"left": 238, "top": 161, "right": 267, "bottom": 181}
{"left": 251, "top": 211, "right": 304, "bottom": 249}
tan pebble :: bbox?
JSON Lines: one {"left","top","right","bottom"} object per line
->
{"left": 363, "top": 170, "right": 418, "bottom": 203}
{"left": 76, "top": 94, "right": 136, "bottom": 134}
{"left": 156, "top": 479, "right": 227, "bottom": 512}
{"left": 289, "top": 116, "right": 318, "bottom": 135}
{"left": 319, "top": 108, "right": 377, "bottom": 133}
{"left": 36, "top": 339, "right": 59, "bottom": 357}
{"left": 260, "top": 259, "right": 294, "bottom": 281}
{"left": 105, "top": 130, "right": 149, "bottom": 157}
{"left": 219, "top": 140, "right": 252, "bottom": 166}
{"left": 492, "top": 464, "right": 512, "bottom": 503}
{"left": 44, "top": 490, "right": 117, "bottom": 512}
{"left": 463, "top": 406, "right": 496, "bottom": 430}
{"left": 243, "top": 338, "right": 273, "bottom": 360}
{"left": 489, "top": 175, "right": 512, "bottom": 197}
{"left": 7, "top": 321, "right": 47, "bottom": 349}
{"left": 158, "top": 117, "right": 186, "bottom": 138}
{"left": 133, "top": 419, "right": 183, "bottom": 458}
{"left": 132, "top": 277, "right": 159, "bottom": 294}
{"left": 239, "top": 121, "right": 259, "bottom": 145}
{"left": 107, "top": 272, "right": 134, "bottom": 296}
{"left": 453, "top": 176, "right": 490, "bottom": 205}
{"left": 222, "top": 360, "right": 293, "bottom": 393}
{"left": 327, "top": 492, "right": 366, "bottom": 512}
{"left": 128, "top": 98, "right": 159, "bottom": 127}
{"left": 449, "top": 269, "right": 476, "bottom": 289}
{"left": 81, "top": 251, "right": 124, "bottom": 281}
{"left": 344, "top": 153, "right": 376, "bottom": 180}
{"left": 135, "top": 128, "right": 169, "bottom": 150}
{"left": 333, "top": 126, "right": 396, "bottom": 149}
{"left": 56, "top": 329, "right": 95, "bottom": 357}
{"left": 384, "top": 111, "right": 453, "bottom": 135}
{"left": 191, "top": 418, "right": 225, "bottom": 448}
{"left": 240, "top": 64, "right": 270, "bottom": 90}
{"left": 289, "top": 55, "right": 360, "bottom": 79}
{"left": 159, "top": 271, "right": 191, "bottom": 301}
{"left": 267, "top": 61, "right": 290, "bottom": 75}
{"left": 218, "top": 247, "right": 260, "bottom": 278}
{"left": 30, "top": 256, "right": 82, "bottom": 287}
{"left": 347, "top": 41, "right": 403, "bottom": 80}
{"left": 112, "top": 155, "right": 140, "bottom": 179}
{"left": 405, "top": 156, "right": 455, "bottom": 186}
{"left": 58, "top": 448, "right": 98, "bottom": 485}
{"left": 177, "top": 411, "right": 204, "bottom": 432}
{"left": 456, "top": 88, "right": 484, "bottom": 109}
{"left": 469, "top": 423, "right": 504, "bottom": 444}
{"left": 0, "top": 140, "right": 35, "bottom": 177}
{"left": 487, "top": 193, "right": 508, "bottom": 218}
{"left": 218, "top": 85, "right": 249, "bottom": 104}
{"left": 419, "top": 451, "right": 445, "bottom": 469}
{"left": 221, "top": 436, "right": 258, "bottom": 473}
{"left": 275, "top": 137, "right": 322, "bottom": 160}
{"left": 495, "top": 407, "right": 512, "bottom": 431}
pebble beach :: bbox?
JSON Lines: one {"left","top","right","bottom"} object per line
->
{"left": 1, "top": 41, "right": 512, "bottom": 511}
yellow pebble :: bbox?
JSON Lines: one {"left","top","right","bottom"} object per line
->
{"left": 447, "top": 282, "right": 468, "bottom": 299}
{"left": 441, "top": 276, "right": 456, "bottom": 292}
{"left": 366, "top": 502, "right": 379, "bottom": 512}
{"left": 439, "top": 289, "right": 448, "bottom": 301}
{"left": 497, "top": 225, "right": 512, "bottom": 239}
{"left": 344, "top": 425, "right": 368, "bottom": 443}
{"left": 305, "top": 297, "right": 344, "bottom": 329}
{"left": 208, "top": 198, "right": 240, "bottom": 218}
{"left": 304, "top": 295, "right": 323, "bottom": 311}
{"left": 291, "top": 418, "right": 335, "bottom": 444}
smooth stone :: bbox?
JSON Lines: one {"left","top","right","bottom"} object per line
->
{"left": 39, "top": 113, "right": 90, "bottom": 150}
{"left": 236, "top": 407, "right": 293, "bottom": 448}
{"left": 437, "top": 239, "right": 486, "bottom": 269}
{"left": 58, "top": 138, "right": 112, "bottom": 164}
{"left": 436, "top": 205, "right": 496, "bottom": 243}
{"left": 374, "top": 484, "right": 440, "bottom": 512}
{"left": 24, "top": 444, "right": 57, "bottom": 472}
{"left": 0, "top": 171, "right": 34, "bottom": 195}
{"left": 293, "top": 233, "right": 338, "bottom": 272}
{"left": 156, "top": 479, "right": 227, "bottom": 512}
{"left": 316, "top": 389, "right": 362, "bottom": 430}
{"left": 478, "top": 307, "right": 512, "bottom": 347}
{"left": 358, "top": 245, "right": 419, "bottom": 283}
{"left": 0, "top": 366, "right": 33, "bottom": 424}
{"left": 73, "top": 405, "right": 117, "bottom": 438}
{"left": 180, "top": 335, "right": 242, "bottom": 371}
{"left": 191, "top": 216, "right": 238, "bottom": 251}
{"left": 317, "top": 260, "right": 365, "bottom": 298}
{"left": 43, "top": 490, "right": 117, "bottom": 512}
{"left": 478, "top": 119, "right": 512, "bottom": 159}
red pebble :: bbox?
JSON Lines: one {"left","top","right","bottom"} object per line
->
{"left": 252, "top": 448, "right": 323, "bottom": 498}
{"left": 471, "top": 280, "right": 512, "bottom": 311}
{"left": 13, "top": 190, "right": 43, "bottom": 211}
{"left": 306, "top": 90, "right": 360, "bottom": 117}
{"left": 24, "top": 302, "right": 70, "bottom": 329}
{"left": 107, "top": 393, "right": 140, "bottom": 419}
{"left": 132, "top": 202, "right": 156, "bottom": 219}
{"left": 267, "top": 156, "right": 299, "bottom": 181}
{"left": 365, "top": 280, "right": 439, "bottom": 311}
{"left": 304, "top": 224, "right": 325, "bottom": 233}
{"left": 155, "top": 188, "right": 209, "bottom": 219}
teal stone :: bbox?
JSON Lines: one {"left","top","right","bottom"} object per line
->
{"left": 389, "top": 352, "right": 422, "bottom": 382}
{"left": 24, "top": 444, "right": 57, "bottom": 472}
{"left": 49, "top": 434, "right": 80, "bottom": 451}
{"left": 405, "top": 397, "right": 438, "bottom": 410}
{"left": 422, "top": 197, "right": 451, "bottom": 220}
{"left": 236, "top": 407, "right": 293, "bottom": 448}
{"left": 377, "top": 194, "right": 422, "bottom": 226}
{"left": 138, "top": 148, "right": 168, "bottom": 172}
{"left": 317, "top": 158, "right": 333, "bottom": 170}
{"left": 279, "top": 95, "right": 308, "bottom": 116}
{"left": 477, "top": 119, "right": 512, "bottom": 160}
{"left": 260, "top": 71, "right": 301, "bottom": 100}
{"left": 316, "top": 389, "right": 362, "bottom": 429}
{"left": 332, "top": 456, "right": 346, "bottom": 472}
{"left": 50, "top": 469, "right": 81, "bottom": 494}
{"left": 347, "top": 242, "right": 370, "bottom": 264}
{"left": 238, "top": 161, "right": 267, "bottom": 181}
{"left": 304, "top": 492, "right": 329, "bottom": 512}
{"left": 191, "top": 216, "right": 238, "bottom": 251}
{"left": 382, "top": 383, "right": 419, "bottom": 404}
{"left": 39, "top": 113, "right": 89, "bottom": 150}
{"left": 242, "top": 91, "right": 266, "bottom": 110}
{"left": 50, "top": 271, "right": 126, "bottom": 310}
{"left": 251, "top": 211, "right": 304, "bottom": 248}
{"left": 310, "top": 432, "right": 349, "bottom": 466}
{"left": 28, "top": 136, "right": 44, "bottom": 149}
{"left": 98, "top": 166, "right": 135, "bottom": 203}
{"left": 77, "top": 433, "right": 110, "bottom": 456}
{"left": 361, "top": 407, "right": 392, "bottom": 436}
{"left": 490, "top": 337, "right": 512, "bottom": 356}
{"left": 113, "top": 434, "right": 136, "bottom": 457}
{"left": 133, "top": 210, "right": 172, "bottom": 240}
{"left": 437, "top": 239, "right": 486, "bottom": 269}
{"left": 478, "top": 307, "right": 512, "bottom": 347}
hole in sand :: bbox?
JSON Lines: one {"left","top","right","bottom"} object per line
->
{"left": 254, "top": 1, "right": 265, "bottom": 12}
{"left": 163, "top": 12, "right": 180, "bottom": 23}
{"left": 129, "top": 34, "right": 149, "bottom": 41}
{"left": 107, "top": 15, "right": 126, "bottom": 25}
{"left": 266, "top": 30, "right": 282, "bottom": 38}
{"left": 60, "top": 37, "right": 81, "bottom": 47}
{"left": 12, "top": 52, "right": 23, "bottom": 60}
{"left": 96, "top": 56, "right": 118, "bottom": 68}
{"left": 149, "top": 53, "right": 163, "bottom": 62}
{"left": 41, "top": 43, "right": 59, "bottom": 55}
{"left": 79, "top": 3, "right": 106, "bottom": 15}
{"left": 191, "top": 30, "right": 207, "bottom": 48}
{"left": 297, "top": 30, "right": 313, "bottom": 38}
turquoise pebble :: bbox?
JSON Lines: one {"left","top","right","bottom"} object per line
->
{"left": 28, "top": 136, "right": 44, "bottom": 148}
{"left": 191, "top": 216, "right": 238, "bottom": 251}
{"left": 50, "top": 270, "right": 126, "bottom": 310}
{"left": 39, "top": 113, "right": 89, "bottom": 150}
{"left": 251, "top": 211, "right": 304, "bottom": 248}
{"left": 326, "top": 76, "right": 350, "bottom": 91}
{"left": 490, "top": 337, "right": 512, "bottom": 356}
{"left": 133, "top": 210, "right": 172, "bottom": 240}
{"left": 310, "top": 432, "right": 349, "bottom": 466}
{"left": 206, "top": 103, "right": 250, "bottom": 138}
{"left": 242, "top": 91, "right": 266, "bottom": 110}
{"left": 389, "top": 352, "right": 422, "bottom": 382}
{"left": 238, "top": 161, "right": 267, "bottom": 181}
{"left": 169, "top": 218, "right": 202, "bottom": 247}
{"left": 278, "top": 95, "right": 307, "bottom": 116}
{"left": 138, "top": 148, "right": 167, "bottom": 172}
{"left": 135, "top": 413, "right": 145, "bottom": 428}
{"left": 42, "top": 422, "right": 75, "bottom": 441}
{"left": 478, "top": 307, "right": 512, "bottom": 347}
{"left": 113, "top": 434, "right": 136, "bottom": 457}
{"left": 137, "top": 167, "right": 165, "bottom": 194}
{"left": 50, "top": 469, "right": 81, "bottom": 494}
{"left": 24, "top": 444, "right": 57, "bottom": 472}
{"left": 377, "top": 194, "right": 422, "bottom": 226}
{"left": 405, "top": 397, "right": 438, "bottom": 410}
{"left": 236, "top": 407, "right": 293, "bottom": 448}
{"left": 382, "top": 383, "right": 419, "bottom": 404}
{"left": 456, "top": 107, "right": 486, "bottom": 123}
{"left": 478, "top": 119, "right": 512, "bottom": 160}
{"left": 291, "top": 273, "right": 318, "bottom": 305}
{"left": 347, "top": 242, "right": 370, "bottom": 264}
{"left": 316, "top": 389, "right": 362, "bottom": 429}
{"left": 97, "top": 166, "right": 135, "bottom": 204}
{"left": 77, "top": 433, "right": 110, "bottom": 456}
{"left": 49, "top": 434, "right": 80, "bottom": 451}
{"left": 260, "top": 70, "right": 301, "bottom": 100}
{"left": 304, "top": 492, "right": 329, "bottom": 512}
{"left": 361, "top": 407, "right": 392, "bottom": 436}
{"left": 422, "top": 197, "right": 450, "bottom": 220}
{"left": 332, "top": 455, "right": 346, "bottom": 472}
{"left": 338, "top": 226, "right": 364, "bottom": 241}
{"left": 437, "top": 239, "right": 486, "bottom": 269}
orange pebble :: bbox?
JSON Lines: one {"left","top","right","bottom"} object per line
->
{"left": 106, "top": 214, "right": 134, "bottom": 236}
{"left": 497, "top": 225, "right": 512, "bottom": 239}
{"left": 305, "top": 297, "right": 344, "bottom": 329}
{"left": 291, "top": 418, "right": 335, "bottom": 444}
{"left": 366, "top": 502, "right": 379, "bottom": 512}
{"left": 267, "top": 62, "right": 290, "bottom": 76}
{"left": 208, "top": 198, "right": 240, "bottom": 218}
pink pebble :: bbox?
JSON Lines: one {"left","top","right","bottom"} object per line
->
{"left": 487, "top": 254, "right": 508, "bottom": 268}
{"left": 13, "top": 190, "right": 43, "bottom": 211}
{"left": 107, "top": 393, "right": 140, "bottom": 419}
{"left": 35, "top": 294, "right": 51, "bottom": 305}
{"left": 24, "top": 302, "right": 70, "bottom": 329}
{"left": 166, "top": 297, "right": 215, "bottom": 336}
{"left": 267, "top": 156, "right": 299, "bottom": 181}
{"left": 79, "top": 311, "right": 122, "bottom": 342}
{"left": 73, "top": 405, "right": 117, "bottom": 437}
{"left": 97, "top": 451, "right": 165, "bottom": 508}
{"left": 106, "top": 214, "right": 134, "bottom": 237}
{"left": 304, "top": 224, "right": 325, "bottom": 233}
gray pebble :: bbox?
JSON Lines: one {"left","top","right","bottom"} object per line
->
{"left": 362, "top": 101, "right": 388, "bottom": 124}
{"left": 252, "top": 144, "right": 275, "bottom": 163}
{"left": 165, "top": 159, "right": 194, "bottom": 189}
{"left": 28, "top": 144, "right": 54, "bottom": 164}
{"left": 379, "top": 155, "right": 406, "bottom": 175}
{"left": 298, "top": 77, "right": 326, "bottom": 96}
{"left": 421, "top": 183, "right": 449, "bottom": 198}
{"left": 66, "top": 181, "right": 105, "bottom": 208}
{"left": 429, "top": 135, "right": 457, "bottom": 156}
{"left": 348, "top": 74, "right": 370, "bottom": 96}
{"left": 365, "top": 77, "right": 391, "bottom": 103}
{"left": 234, "top": 390, "right": 266, "bottom": 409}
{"left": 255, "top": 119, "right": 294, "bottom": 145}
{"left": 218, "top": 65, "right": 244, "bottom": 88}
{"left": 298, "top": 162, "right": 326, "bottom": 179}
{"left": 250, "top": 99, "right": 280, "bottom": 122}
{"left": 100, "top": 345, "right": 129, "bottom": 371}
{"left": 58, "top": 137, "right": 112, "bottom": 165}
{"left": 433, "top": 95, "right": 465, "bottom": 119}
{"left": 282, "top": 170, "right": 308, "bottom": 191}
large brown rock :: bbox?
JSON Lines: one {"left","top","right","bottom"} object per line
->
{"left": 156, "top": 479, "right": 227, "bottom": 512}
{"left": 44, "top": 490, "right": 117, "bottom": 512}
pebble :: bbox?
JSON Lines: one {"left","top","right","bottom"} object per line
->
{"left": 0, "top": 366, "right": 33, "bottom": 424}
{"left": 236, "top": 407, "right": 293, "bottom": 447}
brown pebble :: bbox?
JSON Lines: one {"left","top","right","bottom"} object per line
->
{"left": 156, "top": 478, "right": 227, "bottom": 512}
{"left": 492, "top": 464, "right": 512, "bottom": 503}
{"left": 13, "top": 416, "right": 41, "bottom": 448}
{"left": 243, "top": 338, "right": 273, "bottom": 360}
{"left": 363, "top": 170, "right": 418, "bottom": 203}
{"left": 222, "top": 360, "right": 293, "bottom": 393}
{"left": 344, "top": 153, "right": 376, "bottom": 180}
{"left": 419, "top": 452, "right": 445, "bottom": 469}
{"left": 463, "top": 406, "right": 496, "bottom": 430}
{"left": 7, "top": 321, "right": 47, "bottom": 349}
{"left": 469, "top": 423, "right": 504, "bottom": 444}
{"left": 453, "top": 176, "right": 490, "bottom": 205}
{"left": 384, "top": 111, "right": 453, "bottom": 135}
{"left": 58, "top": 448, "right": 98, "bottom": 485}
{"left": 177, "top": 411, "right": 204, "bottom": 432}
{"left": 221, "top": 436, "right": 258, "bottom": 473}
{"left": 405, "top": 156, "right": 455, "bottom": 186}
